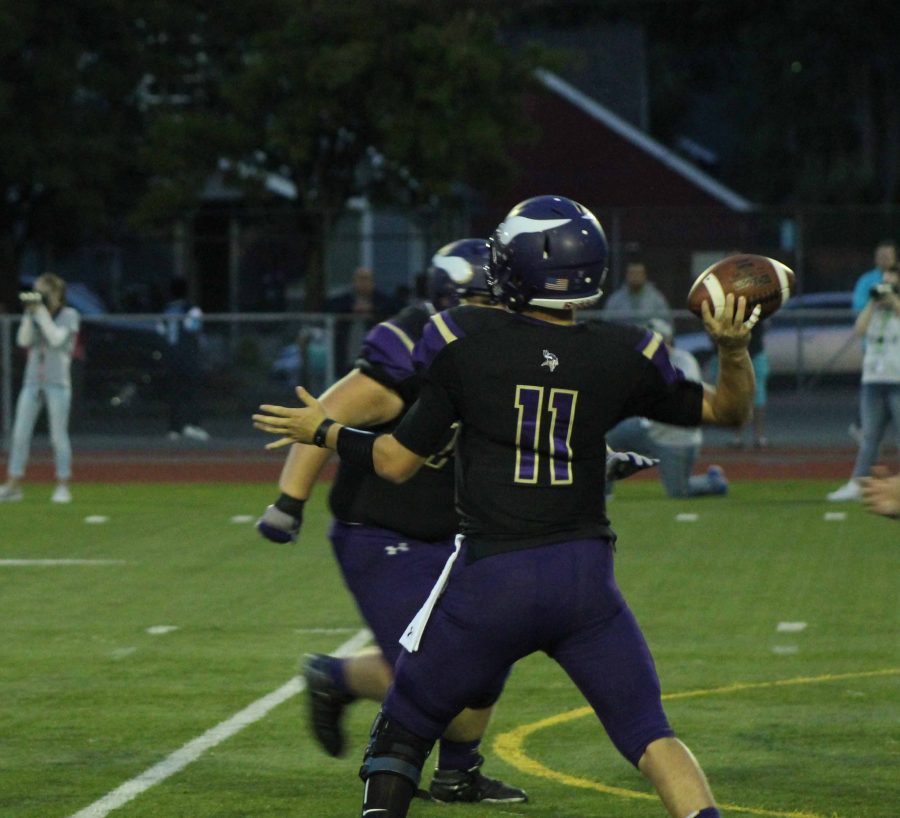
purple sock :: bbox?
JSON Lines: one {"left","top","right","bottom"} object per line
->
{"left": 437, "top": 738, "right": 480, "bottom": 771}
{"left": 687, "top": 809, "right": 720, "bottom": 818}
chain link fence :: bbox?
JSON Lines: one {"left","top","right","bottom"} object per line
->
{"left": 0, "top": 307, "right": 865, "bottom": 449}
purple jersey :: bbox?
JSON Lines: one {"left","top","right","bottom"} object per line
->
{"left": 328, "top": 304, "right": 458, "bottom": 542}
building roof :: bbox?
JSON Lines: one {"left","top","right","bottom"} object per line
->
{"left": 495, "top": 69, "right": 753, "bottom": 214}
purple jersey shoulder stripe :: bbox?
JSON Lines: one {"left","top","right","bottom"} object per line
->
{"left": 635, "top": 329, "right": 685, "bottom": 385}
{"left": 413, "top": 310, "right": 466, "bottom": 370}
{"left": 360, "top": 321, "right": 416, "bottom": 384}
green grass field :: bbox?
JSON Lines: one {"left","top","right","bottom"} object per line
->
{"left": 1, "top": 480, "right": 897, "bottom": 818}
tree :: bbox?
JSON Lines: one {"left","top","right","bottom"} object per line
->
{"left": 140, "top": 2, "right": 546, "bottom": 307}
{"left": 0, "top": 1, "right": 148, "bottom": 311}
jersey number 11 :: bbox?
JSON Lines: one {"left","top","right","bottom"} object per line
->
{"left": 514, "top": 385, "right": 578, "bottom": 485}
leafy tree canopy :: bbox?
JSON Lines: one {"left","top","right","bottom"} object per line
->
{"left": 137, "top": 2, "right": 548, "bottom": 304}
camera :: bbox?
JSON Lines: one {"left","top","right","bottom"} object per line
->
{"left": 869, "top": 283, "right": 900, "bottom": 301}
{"left": 18, "top": 290, "right": 47, "bottom": 307}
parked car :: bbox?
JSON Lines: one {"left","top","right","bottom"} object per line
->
{"left": 675, "top": 292, "right": 862, "bottom": 382}
{"left": 18, "top": 277, "right": 167, "bottom": 407}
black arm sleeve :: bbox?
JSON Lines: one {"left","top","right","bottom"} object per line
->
{"left": 392, "top": 346, "right": 460, "bottom": 457}
{"left": 625, "top": 363, "right": 704, "bottom": 428}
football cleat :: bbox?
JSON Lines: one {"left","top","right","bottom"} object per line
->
{"left": 302, "top": 653, "right": 354, "bottom": 757}
{"left": 429, "top": 755, "right": 528, "bottom": 804}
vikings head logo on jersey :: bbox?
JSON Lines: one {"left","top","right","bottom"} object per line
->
{"left": 541, "top": 349, "right": 559, "bottom": 372}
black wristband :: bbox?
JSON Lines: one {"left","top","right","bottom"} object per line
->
{"left": 274, "top": 492, "right": 306, "bottom": 519}
{"left": 335, "top": 427, "right": 378, "bottom": 473}
{"left": 313, "top": 418, "right": 337, "bottom": 447}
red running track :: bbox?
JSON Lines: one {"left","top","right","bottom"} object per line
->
{"left": 7, "top": 446, "right": 859, "bottom": 482}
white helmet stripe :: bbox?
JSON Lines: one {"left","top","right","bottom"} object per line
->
{"left": 432, "top": 255, "right": 475, "bottom": 284}
{"left": 496, "top": 215, "right": 571, "bottom": 245}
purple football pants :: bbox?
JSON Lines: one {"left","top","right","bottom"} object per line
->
{"left": 384, "top": 537, "right": 674, "bottom": 766}
{"left": 329, "top": 520, "right": 455, "bottom": 667}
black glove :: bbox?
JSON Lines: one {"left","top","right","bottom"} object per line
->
{"left": 256, "top": 493, "right": 305, "bottom": 544}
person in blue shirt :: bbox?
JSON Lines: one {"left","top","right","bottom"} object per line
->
{"left": 848, "top": 240, "right": 897, "bottom": 443}
{"left": 158, "top": 278, "right": 209, "bottom": 441}
{"left": 852, "top": 240, "right": 896, "bottom": 315}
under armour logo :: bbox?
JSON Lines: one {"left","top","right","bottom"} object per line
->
{"left": 541, "top": 349, "right": 559, "bottom": 372}
{"left": 385, "top": 542, "right": 410, "bottom": 556}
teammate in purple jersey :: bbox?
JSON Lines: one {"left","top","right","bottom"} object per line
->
{"left": 256, "top": 239, "right": 528, "bottom": 803}
{"left": 253, "top": 198, "right": 737, "bottom": 818}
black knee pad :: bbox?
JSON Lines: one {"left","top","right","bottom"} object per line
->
{"left": 358, "top": 711, "right": 434, "bottom": 787}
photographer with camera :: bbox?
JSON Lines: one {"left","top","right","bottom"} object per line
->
{"left": 0, "top": 273, "right": 80, "bottom": 504}
{"left": 828, "top": 263, "right": 900, "bottom": 501}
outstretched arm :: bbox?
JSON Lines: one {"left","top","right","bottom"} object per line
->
{"left": 275, "top": 368, "right": 404, "bottom": 495}
{"left": 254, "top": 385, "right": 424, "bottom": 486}
{"left": 256, "top": 370, "right": 405, "bottom": 542}
{"left": 700, "top": 294, "right": 758, "bottom": 427}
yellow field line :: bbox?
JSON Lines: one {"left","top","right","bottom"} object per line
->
{"left": 493, "top": 667, "right": 899, "bottom": 818}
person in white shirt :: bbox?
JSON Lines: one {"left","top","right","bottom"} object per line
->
{"left": 0, "top": 273, "right": 80, "bottom": 503}
{"left": 828, "top": 264, "right": 900, "bottom": 501}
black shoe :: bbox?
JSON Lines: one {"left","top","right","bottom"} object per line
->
{"left": 429, "top": 755, "right": 528, "bottom": 803}
{"left": 302, "top": 653, "right": 354, "bottom": 757}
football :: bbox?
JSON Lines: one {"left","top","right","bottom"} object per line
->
{"left": 687, "top": 254, "right": 795, "bottom": 320}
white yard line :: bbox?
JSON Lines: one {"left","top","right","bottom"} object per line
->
{"left": 0, "top": 559, "right": 126, "bottom": 566}
{"left": 67, "top": 627, "right": 372, "bottom": 818}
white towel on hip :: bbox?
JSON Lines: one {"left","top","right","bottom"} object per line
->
{"left": 399, "top": 535, "right": 463, "bottom": 652}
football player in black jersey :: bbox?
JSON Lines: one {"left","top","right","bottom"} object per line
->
{"left": 256, "top": 238, "right": 655, "bottom": 803}
{"left": 254, "top": 196, "right": 757, "bottom": 818}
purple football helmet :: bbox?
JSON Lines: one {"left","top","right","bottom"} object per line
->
{"left": 488, "top": 195, "right": 608, "bottom": 310}
{"left": 428, "top": 238, "right": 492, "bottom": 310}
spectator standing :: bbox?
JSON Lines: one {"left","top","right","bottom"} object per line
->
{"left": 0, "top": 273, "right": 80, "bottom": 503}
{"left": 325, "top": 266, "right": 394, "bottom": 375}
{"left": 158, "top": 278, "right": 209, "bottom": 441}
{"left": 852, "top": 240, "right": 897, "bottom": 315}
{"left": 607, "top": 319, "right": 728, "bottom": 498}
{"left": 849, "top": 240, "right": 896, "bottom": 441}
{"left": 828, "top": 264, "right": 900, "bottom": 501}
{"left": 602, "top": 259, "right": 672, "bottom": 327}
